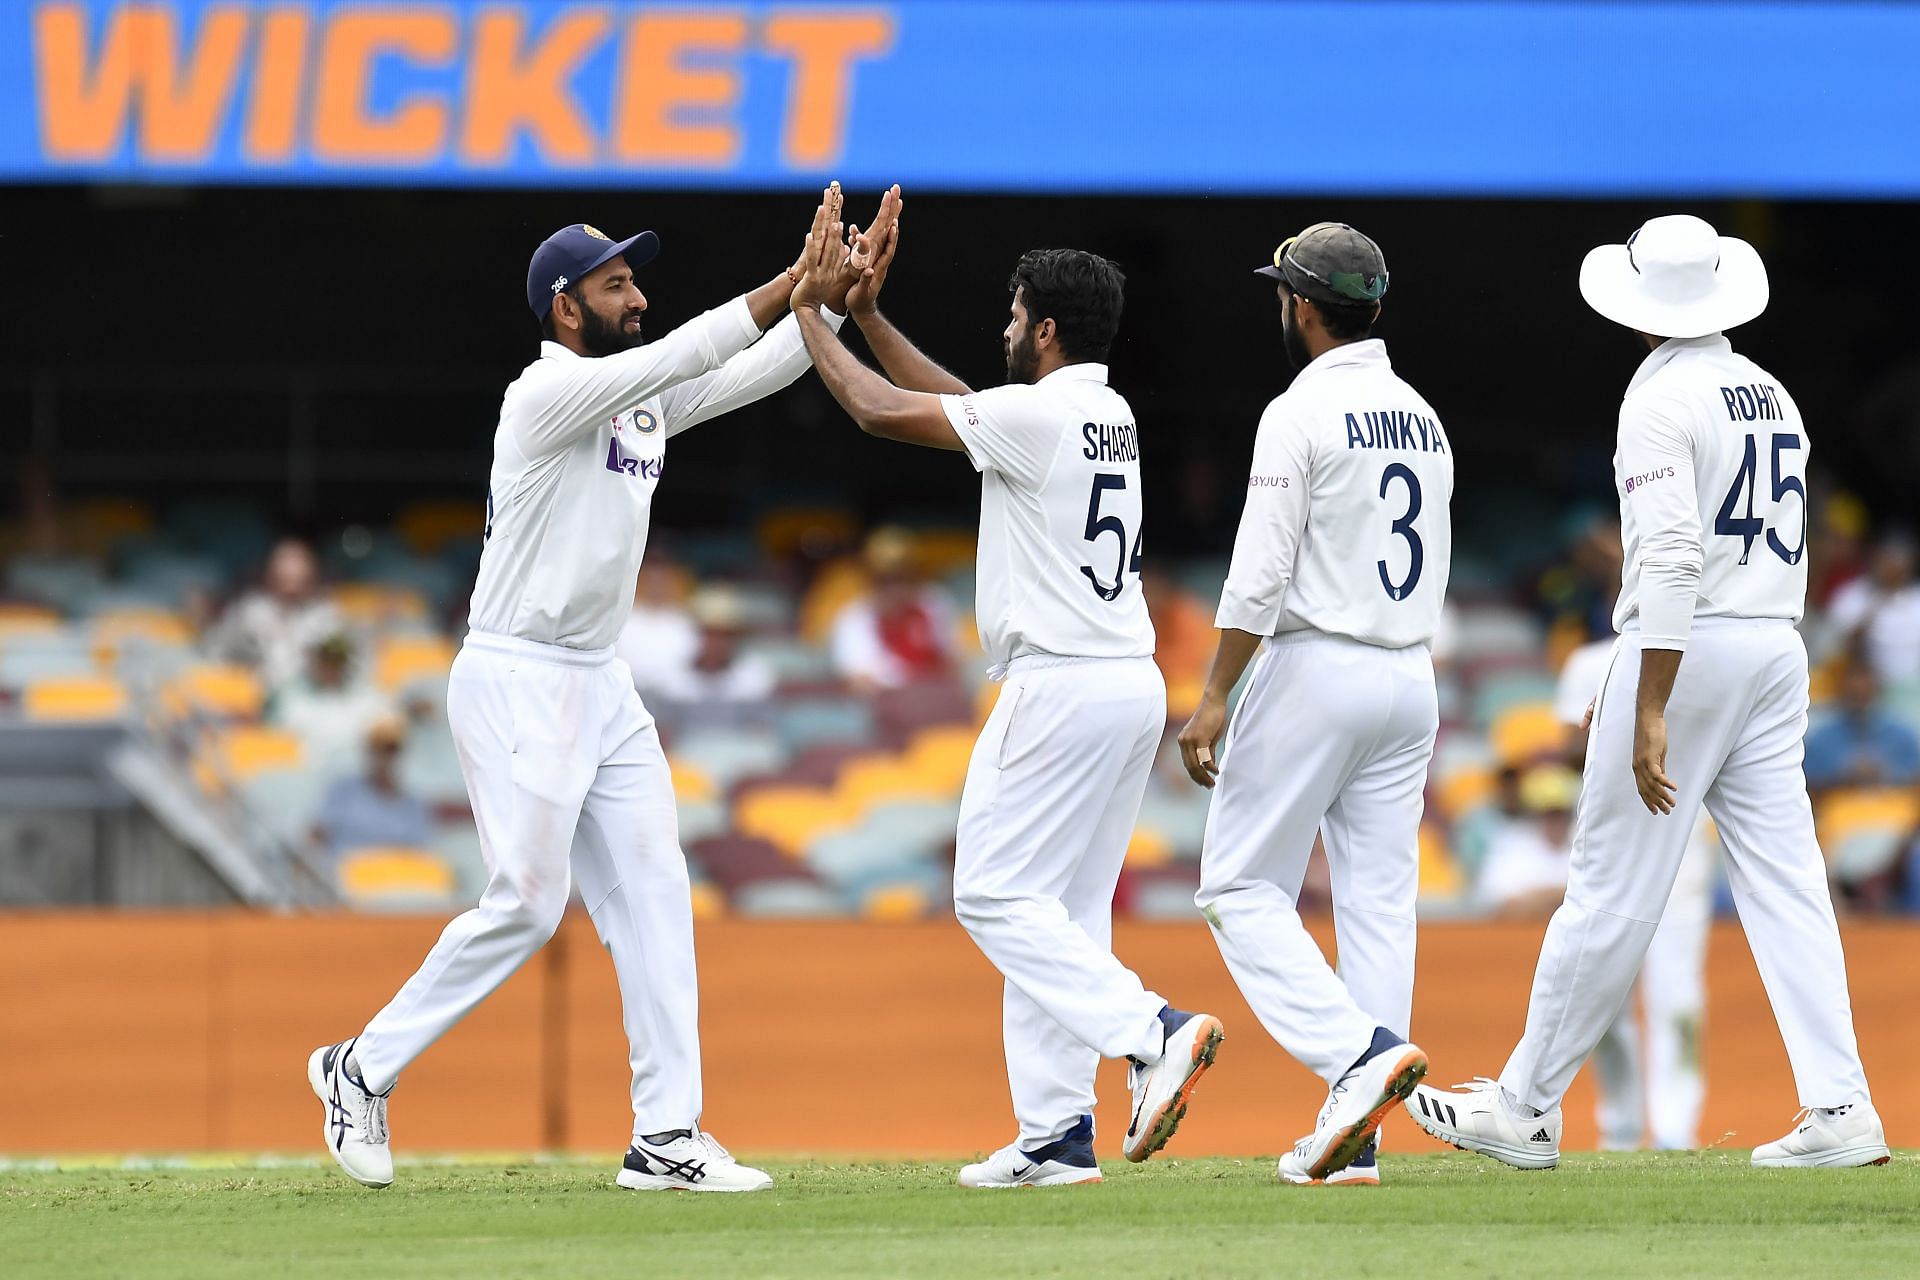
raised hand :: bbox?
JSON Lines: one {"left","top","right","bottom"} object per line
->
{"left": 789, "top": 181, "right": 844, "bottom": 286}
{"left": 848, "top": 185, "right": 903, "bottom": 316}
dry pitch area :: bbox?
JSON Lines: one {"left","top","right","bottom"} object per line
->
{"left": 3, "top": 1151, "right": 1916, "bottom": 1278}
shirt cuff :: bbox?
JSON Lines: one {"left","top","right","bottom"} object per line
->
{"left": 1635, "top": 561, "right": 1697, "bottom": 651}
{"left": 720, "top": 294, "right": 761, "bottom": 341}
{"left": 1213, "top": 594, "right": 1278, "bottom": 637}
{"left": 819, "top": 305, "right": 849, "bottom": 331}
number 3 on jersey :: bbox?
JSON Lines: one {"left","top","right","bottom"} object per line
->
{"left": 1377, "top": 463, "right": 1424, "bottom": 601}
{"left": 1080, "top": 472, "right": 1144, "bottom": 601}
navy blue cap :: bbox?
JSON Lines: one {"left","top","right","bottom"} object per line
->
{"left": 527, "top": 224, "right": 661, "bottom": 320}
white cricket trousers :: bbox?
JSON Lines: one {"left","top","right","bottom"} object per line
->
{"left": 354, "top": 632, "right": 703, "bottom": 1138}
{"left": 1197, "top": 632, "right": 1437, "bottom": 1084}
{"left": 952, "top": 655, "right": 1169, "bottom": 1147}
{"left": 1500, "top": 619, "right": 1872, "bottom": 1115}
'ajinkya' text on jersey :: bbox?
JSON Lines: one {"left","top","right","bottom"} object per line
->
{"left": 1611, "top": 334, "right": 1809, "bottom": 648}
{"left": 468, "top": 300, "right": 844, "bottom": 650}
{"left": 939, "top": 363, "right": 1156, "bottom": 667}
{"left": 1216, "top": 340, "right": 1454, "bottom": 649}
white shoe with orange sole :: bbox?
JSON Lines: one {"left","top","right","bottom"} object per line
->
{"left": 1122, "top": 1006, "right": 1225, "bottom": 1163}
{"left": 1277, "top": 1034, "right": 1427, "bottom": 1183}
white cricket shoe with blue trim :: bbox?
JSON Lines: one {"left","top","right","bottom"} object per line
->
{"left": 960, "top": 1115, "right": 1103, "bottom": 1188}
{"left": 307, "top": 1038, "right": 393, "bottom": 1188}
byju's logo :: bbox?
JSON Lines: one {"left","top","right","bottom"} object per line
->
{"left": 1624, "top": 466, "right": 1676, "bottom": 494}
{"left": 605, "top": 435, "right": 664, "bottom": 480}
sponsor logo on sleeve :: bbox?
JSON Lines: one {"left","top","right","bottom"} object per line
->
{"left": 1623, "top": 466, "right": 1676, "bottom": 495}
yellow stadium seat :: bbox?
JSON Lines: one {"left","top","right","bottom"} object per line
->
{"left": 1818, "top": 788, "right": 1920, "bottom": 855}
{"left": 689, "top": 880, "right": 727, "bottom": 922}
{"left": 338, "top": 847, "right": 457, "bottom": 905}
{"left": 0, "top": 604, "right": 61, "bottom": 638}
{"left": 23, "top": 676, "right": 128, "bottom": 722}
{"left": 671, "top": 762, "right": 717, "bottom": 804}
{"left": 1126, "top": 827, "right": 1172, "bottom": 868}
{"left": 332, "top": 583, "right": 429, "bottom": 627}
{"left": 835, "top": 755, "right": 953, "bottom": 810}
{"left": 910, "top": 529, "right": 977, "bottom": 577}
{"left": 395, "top": 500, "right": 482, "bottom": 555}
{"left": 975, "top": 680, "right": 1001, "bottom": 725}
{"left": 171, "top": 664, "right": 265, "bottom": 720}
{"left": 862, "top": 883, "right": 931, "bottom": 921}
{"left": 373, "top": 634, "right": 455, "bottom": 692}
{"left": 798, "top": 556, "right": 869, "bottom": 644}
{"left": 212, "top": 725, "right": 306, "bottom": 779}
{"left": 734, "top": 786, "right": 857, "bottom": 857}
{"left": 1165, "top": 675, "right": 1207, "bottom": 722}
{"left": 906, "top": 725, "right": 977, "bottom": 791}
{"left": 757, "top": 506, "right": 861, "bottom": 560}
{"left": 1418, "top": 822, "right": 1465, "bottom": 897}
{"left": 91, "top": 607, "right": 193, "bottom": 652}
{"left": 1435, "top": 765, "right": 1497, "bottom": 820}
{"left": 1490, "top": 702, "right": 1566, "bottom": 767}
{"left": 60, "top": 497, "right": 154, "bottom": 555}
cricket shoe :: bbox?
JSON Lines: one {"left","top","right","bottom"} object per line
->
{"left": 1407, "top": 1077, "right": 1561, "bottom": 1170}
{"left": 1277, "top": 1029, "right": 1427, "bottom": 1183}
{"left": 959, "top": 1115, "right": 1103, "bottom": 1188}
{"left": 617, "top": 1130, "right": 773, "bottom": 1192}
{"left": 1122, "top": 1005, "right": 1225, "bottom": 1163}
{"left": 1281, "top": 1137, "right": 1382, "bottom": 1186}
{"left": 307, "top": 1038, "right": 393, "bottom": 1188}
{"left": 1751, "top": 1104, "right": 1890, "bottom": 1168}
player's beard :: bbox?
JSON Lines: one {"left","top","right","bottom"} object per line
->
{"left": 1280, "top": 294, "right": 1312, "bottom": 370}
{"left": 1005, "top": 329, "right": 1040, "bottom": 383}
{"left": 580, "top": 303, "right": 645, "bottom": 357}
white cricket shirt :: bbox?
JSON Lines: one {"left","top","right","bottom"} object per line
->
{"left": 1216, "top": 340, "right": 1454, "bottom": 649}
{"left": 939, "top": 363, "right": 1155, "bottom": 667}
{"left": 468, "top": 300, "right": 843, "bottom": 650}
{"left": 1611, "top": 334, "right": 1809, "bottom": 651}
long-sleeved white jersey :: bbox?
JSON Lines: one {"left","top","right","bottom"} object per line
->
{"left": 1216, "top": 340, "right": 1453, "bottom": 649}
{"left": 1611, "top": 334, "right": 1809, "bottom": 650}
{"left": 468, "top": 300, "right": 843, "bottom": 650}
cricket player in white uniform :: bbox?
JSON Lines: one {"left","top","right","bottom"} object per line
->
{"left": 1557, "top": 636, "right": 1715, "bottom": 1150}
{"left": 788, "top": 188, "right": 1224, "bottom": 1188}
{"left": 1410, "top": 215, "right": 1887, "bottom": 1169}
{"left": 308, "top": 188, "right": 857, "bottom": 1192}
{"left": 1178, "top": 223, "right": 1450, "bottom": 1186}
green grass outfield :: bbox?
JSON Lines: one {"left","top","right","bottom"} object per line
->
{"left": 4, "top": 1152, "right": 1917, "bottom": 1278}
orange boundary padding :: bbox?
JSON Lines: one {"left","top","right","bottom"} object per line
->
{"left": 1, "top": 916, "right": 1912, "bottom": 1155}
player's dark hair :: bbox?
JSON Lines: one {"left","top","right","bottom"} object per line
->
{"left": 1305, "top": 293, "right": 1380, "bottom": 341}
{"left": 1008, "top": 249, "right": 1126, "bottom": 363}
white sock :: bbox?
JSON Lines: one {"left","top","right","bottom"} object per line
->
{"left": 1501, "top": 1087, "right": 1545, "bottom": 1120}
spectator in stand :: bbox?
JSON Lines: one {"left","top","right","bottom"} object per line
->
{"left": 1141, "top": 565, "right": 1214, "bottom": 716}
{"left": 273, "top": 633, "right": 395, "bottom": 782}
{"left": 1808, "top": 490, "right": 1870, "bottom": 611}
{"left": 830, "top": 528, "right": 956, "bottom": 693}
{"left": 1804, "top": 657, "right": 1920, "bottom": 794}
{"left": 614, "top": 554, "right": 700, "bottom": 700}
{"left": 1476, "top": 764, "right": 1578, "bottom": 920}
{"left": 313, "top": 715, "right": 434, "bottom": 861}
{"left": 209, "top": 535, "right": 343, "bottom": 693}
{"left": 654, "top": 587, "right": 778, "bottom": 729}
{"left": 1827, "top": 530, "right": 1920, "bottom": 685}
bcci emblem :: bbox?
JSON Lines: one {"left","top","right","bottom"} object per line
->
{"left": 581, "top": 224, "right": 611, "bottom": 241}
{"left": 629, "top": 408, "right": 659, "bottom": 435}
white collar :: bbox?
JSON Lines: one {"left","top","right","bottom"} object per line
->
{"left": 1292, "top": 338, "right": 1389, "bottom": 386}
{"left": 1035, "top": 362, "right": 1109, "bottom": 387}
{"left": 540, "top": 339, "right": 581, "bottom": 361}
{"left": 1625, "top": 333, "right": 1730, "bottom": 396}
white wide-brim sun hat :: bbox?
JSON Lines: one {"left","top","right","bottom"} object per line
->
{"left": 1579, "top": 214, "right": 1769, "bottom": 339}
